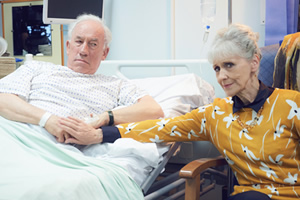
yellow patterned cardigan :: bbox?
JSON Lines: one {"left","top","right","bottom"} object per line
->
{"left": 117, "top": 88, "right": 300, "bottom": 200}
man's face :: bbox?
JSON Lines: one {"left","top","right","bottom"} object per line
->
{"left": 66, "top": 20, "right": 109, "bottom": 74}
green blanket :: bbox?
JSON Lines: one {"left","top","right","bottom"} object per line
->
{"left": 0, "top": 116, "right": 144, "bottom": 200}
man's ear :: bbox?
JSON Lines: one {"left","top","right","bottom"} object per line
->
{"left": 102, "top": 47, "right": 110, "bottom": 60}
{"left": 66, "top": 40, "right": 70, "bottom": 55}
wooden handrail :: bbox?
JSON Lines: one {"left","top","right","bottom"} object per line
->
{"left": 180, "top": 156, "right": 227, "bottom": 179}
{"left": 179, "top": 156, "right": 228, "bottom": 200}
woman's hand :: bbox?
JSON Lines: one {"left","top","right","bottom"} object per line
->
{"left": 59, "top": 116, "right": 103, "bottom": 145}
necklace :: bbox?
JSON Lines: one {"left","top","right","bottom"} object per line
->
{"left": 236, "top": 106, "right": 263, "bottom": 130}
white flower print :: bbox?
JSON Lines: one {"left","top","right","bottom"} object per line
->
{"left": 139, "top": 126, "right": 158, "bottom": 135}
{"left": 124, "top": 123, "right": 138, "bottom": 134}
{"left": 212, "top": 106, "right": 225, "bottom": 119}
{"left": 259, "top": 162, "right": 278, "bottom": 179}
{"left": 266, "top": 184, "right": 279, "bottom": 196}
{"left": 267, "top": 94, "right": 279, "bottom": 122}
{"left": 199, "top": 118, "right": 206, "bottom": 134}
{"left": 252, "top": 183, "right": 261, "bottom": 189}
{"left": 149, "top": 135, "right": 164, "bottom": 143}
{"left": 116, "top": 125, "right": 123, "bottom": 129}
{"left": 198, "top": 104, "right": 212, "bottom": 113}
{"left": 269, "top": 154, "right": 284, "bottom": 166}
{"left": 157, "top": 119, "right": 170, "bottom": 131}
{"left": 286, "top": 99, "right": 300, "bottom": 120}
{"left": 223, "top": 113, "right": 238, "bottom": 128}
{"left": 223, "top": 150, "right": 234, "bottom": 165}
{"left": 198, "top": 106, "right": 206, "bottom": 113}
{"left": 225, "top": 97, "right": 233, "bottom": 104}
{"left": 273, "top": 119, "right": 286, "bottom": 140}
{"left": 188, "top": 129, "right": 199, "bottom": 139}
{"left": 246, "top": 162, "right": 257, "bottom": 177}
{"left": 241, "top": 144, "right": 260, "bottom": 163}
{"left": 283, "top": 172, "right": 298, "bottom": 185}
{"left": 170, "top": 126, "right": 181, "bottom": 137}
{"left": 239, "top": 128, "right": 253, "bottom": 140}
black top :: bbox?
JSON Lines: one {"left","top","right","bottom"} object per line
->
{"left": 232, "top": 81, "right": 274, "bottom": 113}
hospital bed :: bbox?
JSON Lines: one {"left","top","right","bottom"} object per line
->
{"left": 97, "top": 59, "right": 225, "bottom": 199}
{"left": 0, "top": 59, "right": 222, "bottom": 199}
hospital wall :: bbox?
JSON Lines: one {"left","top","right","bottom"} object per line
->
{"left": 1, "top": 0, "right": 265, "bottom": 62}
{"left": 62, "top": 0, "right": 266, "bottom": 64}
{"left": 102, "top": 0, "right": 265, "bottom": 60}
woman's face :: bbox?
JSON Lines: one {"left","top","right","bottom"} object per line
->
{"left": 213, "top": 55, "right": 258, "bottom": 97}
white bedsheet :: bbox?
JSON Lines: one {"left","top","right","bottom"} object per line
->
{"left": 81, "top": 139, "right": 169, "bottom": 186}
{"left": 27, "top": 122, "right": 168, "bottom": 187}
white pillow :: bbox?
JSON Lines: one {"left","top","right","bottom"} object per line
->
{"left": 130, "top": 73, "right": 215, "bottom": 118}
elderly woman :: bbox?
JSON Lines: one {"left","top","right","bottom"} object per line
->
{"left": 61, "top": 24, "right": 300, "bottom": 200}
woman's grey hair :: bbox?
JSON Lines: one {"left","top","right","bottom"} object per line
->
{"left": 67, "top": 14, "right": 112, "bottom": 49}
{"left": 207, "top": 23, "right": 262, "bottom": 63}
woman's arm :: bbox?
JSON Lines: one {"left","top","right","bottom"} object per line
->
{"left": 61, "top": 108, "right": 204, "bottom": 145}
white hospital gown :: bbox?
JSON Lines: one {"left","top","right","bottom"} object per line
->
{"left": 0, "top": 61, "right": 159, "bottom": 189}
{"left": 0, "top": 61, "right": 147, "bottom": 119}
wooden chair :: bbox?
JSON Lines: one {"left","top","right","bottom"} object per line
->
{"left": 179, "top": 156, "right": 235, "bottom": 200}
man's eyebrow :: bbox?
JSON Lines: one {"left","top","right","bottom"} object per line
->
{"left": 74, "top": 36, "right": 99, "bottom": 42}
{"left": 90, "top": 38, "right": 99, "bottom": 42}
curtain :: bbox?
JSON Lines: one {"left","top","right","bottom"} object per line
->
{"left": 265, "top": 0, "right": 299, "bottom": 46}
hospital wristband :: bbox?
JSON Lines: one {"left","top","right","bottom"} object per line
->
{"left": 39, "top": 112, "right": 52, "bottom": 127}
{"left": 107, "top": 110, "right": 114, "bottom": 126}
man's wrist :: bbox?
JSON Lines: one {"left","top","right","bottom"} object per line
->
{"left": 39, "top": 112, "right": 52, "bottom": 127}
{"left": 95, "top": 128, "right": 103, "bottom": 143}
{"left": 107, "top": 110, "right": 114, "bottom": 126}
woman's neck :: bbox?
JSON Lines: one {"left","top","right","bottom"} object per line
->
{"left": 237, "top": 77, "right": 260, "bottom": 105}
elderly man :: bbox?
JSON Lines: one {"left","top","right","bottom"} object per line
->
{"left": 0, "top": 14, "right": 163, "bottom": 144}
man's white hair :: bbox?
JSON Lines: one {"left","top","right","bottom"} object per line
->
{"left": 67, "top": 14, "right": 112, "bottom": 48}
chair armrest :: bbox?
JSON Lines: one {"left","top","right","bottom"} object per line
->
{"left": 179, "top": 156, "right": 227, "bottom": 179}
{"left": 179, "top": 156, "right": 228, "bottom": 200}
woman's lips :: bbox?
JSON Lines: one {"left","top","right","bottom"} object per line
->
{"left": 223, "top": 83, "right": 233, "bottom": 89}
